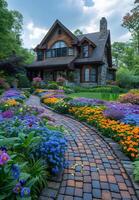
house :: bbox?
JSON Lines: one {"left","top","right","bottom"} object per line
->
{"left": 26, "top": 18, "right": 116, "bottom": 86}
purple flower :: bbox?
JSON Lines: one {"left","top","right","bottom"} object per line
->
{"left": 104, "top": 108, "right": 125, "bottom": 120}
{"left": 20, "top": 187, "right": 30, "bottom": 197}
{"left": 70, "top": 97, "right": 105, "bottom": 106}
{"left": 2, "top": 110, "right": 14, "bottom": 118}
{"left": 0, "top": 151, "right": 10, "bottom": 165}
{"left": 13, "top": 183, "right": 22, "bottom": 194}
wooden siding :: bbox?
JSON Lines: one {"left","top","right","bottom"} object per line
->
{"left": 47, "top": 26, "right": 74, "bottom": 49}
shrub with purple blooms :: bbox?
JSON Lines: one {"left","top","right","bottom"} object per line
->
{"left": 0, "top": 90, "right": 67, "bottom": 200}
{"left": 103, "top": 108, "right": 125, "bottom": 120}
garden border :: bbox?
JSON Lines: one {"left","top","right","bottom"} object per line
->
{"left": 41, "top": 102, "right": 139, "bottom": 198}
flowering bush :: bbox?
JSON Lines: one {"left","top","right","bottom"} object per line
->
{"left": 5, "top": 99, "right": 18, "bottom": 106}
{"left": 53, "top": 100, "right": 70, "bottom": 114}
{"left": 43, "top": 97, "right": 60, "bottom": 106}
{"left": 119, "top": 92, "right": 139, "bottom": 104}
{"left": 69, "top": 97, "right": 105, "bottom": 107}
{"left": 69, "top": 106, "right": 139, "bottom": 160}
{"left": 103, "top": 108, "right": 125, "bottom": 120}
{"left": 32, "top": 77, "right": 43, "bottom": 89}
{"left": 33, "top": 77, "right": 42, "bottom": 82}
{"left": 0, "top": 90, "right": 67, "bottom": 199}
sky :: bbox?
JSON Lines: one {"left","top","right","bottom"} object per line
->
{"left": 7, "top": 0, "right": 135, "bottom": 48}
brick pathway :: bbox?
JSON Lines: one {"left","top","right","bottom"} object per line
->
{"left": 27, "top": 96, "right": 138, "bottom": 200}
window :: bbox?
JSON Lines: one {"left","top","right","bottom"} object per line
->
{"left": 45, "top": 41, "right": 74, "bottom": 58}
{"left": 37, "top": 51, "right": 43, "bottom": 61}
{"left": 91, "top": 67, "right": 97, "bottom": 82}
{"left": 68, "top": 48, "right": 74, "bottom": 56}
{"left": 51, "top": 41, "right": 67, "bottom": 49}
{"left": 83, "top": 45, "right": 89, "bottom": 58}
{"left": 46, "top": 50, "right": 51, "bottom": 58}
{"left": 84, "top": 67, "right": 90, "bottom": 82}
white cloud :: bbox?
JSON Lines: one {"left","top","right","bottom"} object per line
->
{"left": 78, "top": 0, "right": 134, "bottom": 40}
{"left": 27, "top": 22, "right": 48, "bottom": 40}
{"left": 22, "top": 22, "right": 48, "bottom": 48}
{"left": 21, "top": 0, "right": 134, "bottom": 48}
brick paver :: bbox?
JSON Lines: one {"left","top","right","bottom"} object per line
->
{"left": 27, "top": 96, "right": 138, "bottom": 200}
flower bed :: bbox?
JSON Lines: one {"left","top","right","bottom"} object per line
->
{"left": 37, "top": 90, "right": 139, "bottom": 160}
{"left": 0, "top": 90, "right": 67, "bottom": 199}
{"left": 69, "top": 106, "right": 139, "bottom": 160}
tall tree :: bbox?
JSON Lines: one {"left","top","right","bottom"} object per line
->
{"left": 122, "top": 4, "right": 139, "bottom": 53}
{"left": 0, "top": 0, "right": 34, "bottom": 63}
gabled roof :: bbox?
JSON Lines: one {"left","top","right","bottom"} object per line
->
{"left": 78, "top": 36, "right": 96, "bottom": 47}
{"left": 37, "top": 20, "right": 78, "bottom": 49}
{"left": 75, "top": 30, "right": 110, "bottom": 63}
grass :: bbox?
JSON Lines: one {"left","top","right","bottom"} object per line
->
{"left": 68, "top": 92, "right": 120, "bottom": 101}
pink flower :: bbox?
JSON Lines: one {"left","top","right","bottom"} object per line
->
{"left": 33, "top": 77, "right": 42, "bottom": 82}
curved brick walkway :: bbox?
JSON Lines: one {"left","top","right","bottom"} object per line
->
{"left": 27, "top": 96, "right": 138, "bottom": 200}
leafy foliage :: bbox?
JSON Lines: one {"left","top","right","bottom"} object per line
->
{"left": 0, "top": 0, "right": 34, "bottom": 63}
{"left": 133, "top": 160, "right": 139, "bottom": 182}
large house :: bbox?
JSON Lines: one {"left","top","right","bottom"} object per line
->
{"left": 26, "top": 18, "right": 116, "bottom": 86}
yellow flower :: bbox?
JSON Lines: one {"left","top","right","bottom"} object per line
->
{"left": 5, "top": 99, "right": 18, "bottom": 106}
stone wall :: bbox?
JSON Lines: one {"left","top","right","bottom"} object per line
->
{"left": 97, "top": 54, "right": 108, "bottom": 85}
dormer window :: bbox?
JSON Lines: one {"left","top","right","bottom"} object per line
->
{"left": 83, "top": 45, "right": 89, "bottom": 58}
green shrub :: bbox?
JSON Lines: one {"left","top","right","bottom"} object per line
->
{"left": 133, "top": 160, "right": 139, "bottom": 182}
{"left": 64, "top": 87, "right": 74, "bottom": 94}
{"left": 117, "top": 67, "right": 139, "bottom": 88}
{"left": 73, "top": 85, "right": 126, "bottom": 93}
{"left": 17, "top": 73, "right": 30, "bottom": 88}
{"left": 47, "top": 82, "right": 59, "bottom": 89}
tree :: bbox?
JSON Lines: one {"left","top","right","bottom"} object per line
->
{"left": 122, "top": 4, "right": 139, "bottom": 53}
{"left": 112, "top": 42, "right": 126, "bottom": 67}
{"left": 112, "top": 41, "right": 139, "bottom": 72}
{"left": 0, "top": 0, "right": 34, "bottom": 63}
{"left": 74, "top": 29, "right": 83, "bottom": 36}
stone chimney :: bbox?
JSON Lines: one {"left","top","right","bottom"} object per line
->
{"left": 100, "top": 17, "right": 107, "bottom": 37}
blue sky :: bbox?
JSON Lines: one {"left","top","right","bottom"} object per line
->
{"left": 7, "top": 0, "right": 134, "bottom": 48}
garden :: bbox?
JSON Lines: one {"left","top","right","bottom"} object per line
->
{"left": 32, "top": 79, "right": 139, "bottom": 182}
{"left": 0, "top": 88, "right": 67, "bottom": 199}
{"left": 1, "top": 73, "right": 139, "bottom": 199}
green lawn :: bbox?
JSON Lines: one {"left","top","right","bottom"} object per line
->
{"left": 68, "top": 92, "right": 120, "bottom": 101}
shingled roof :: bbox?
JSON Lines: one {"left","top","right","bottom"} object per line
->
{"left": 75, "top": 30, "right": 110, "bottom": 64}
{"left": 27, "top": 56, "right": 76, "bottom": 69}
{"left": 27, "top": 19, "right": 111, "bottom": 69}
